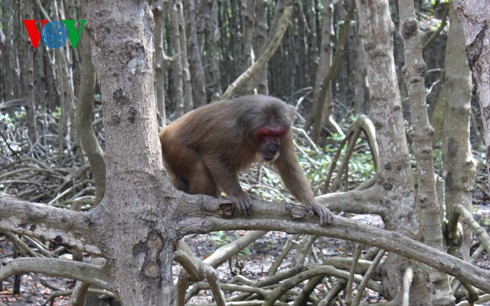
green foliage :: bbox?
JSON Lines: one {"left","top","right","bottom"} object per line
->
{"left": 297, "top": 133, "right": 375, "bottom": 192}
{"left": 422, "top": 0, "right": 433, "bottom": 10}
{"left": 210, "top": 231, "right": 229, "bottom": 247}
{"left": 250, "top": 113, "right": 379, "bottom": 201}
{"left": 0, "top": 107, "right": 27, "bottom": 128}
{"left": 349, "top": 145, "right": 376, "bottom": 178}
{"left": 432, "top": 0, "right": 448, "bottom": 5}
{"left": 0, "top": 112, "right": 13, "bottom": 128}
{"left": 53, "top": 106, "right": 62, "bottom": 119}
{"left": 253, "top": 131, "right": 376, "bottom": 197}
{"left": 299, "top": 146, "right": 332, "bottom": 183}
{"left": 326, "top": 132, "right": 345, "bottom": 142}
{"left": 0, "top": 108, "right": 28, "bottom": 156}
{"left": 210, "top": 231, "right": 251, "bottom": 256}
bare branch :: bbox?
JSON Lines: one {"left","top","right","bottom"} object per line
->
{"left": 0, "top": 197, "right": 100, "bottom": 254}
{"left": 174, "top": 240, "right": 227, "bottom": 306}
{"left": 452, "top": 204, "right": 490, "bottom": 255}
{"left": 176, "top": 213, "right": 490, "bottom": 293}
{"left": 221, "top": 6, "right": 293, "bottom": 99}
{"left": 0, "top": 257, "right": 111, "bottom": 289}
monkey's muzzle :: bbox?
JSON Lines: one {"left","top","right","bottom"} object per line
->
{"left": 261, "top": 144, "right": 279, "bottom": 162}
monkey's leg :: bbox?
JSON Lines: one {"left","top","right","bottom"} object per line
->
{"left": 203, "top": 158, "right": 253, "bottom": 215}
{"left": 163, "top": 142, "right": 218, "bottom": 195}
{"left": 185, "top": 158, "right": 218, "bottom": 196}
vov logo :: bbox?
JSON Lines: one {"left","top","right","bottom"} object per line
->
{"left": 23, "top": 20, "right": 87, "bottom": 49}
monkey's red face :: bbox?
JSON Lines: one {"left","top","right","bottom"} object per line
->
{"left": 256, "top": 126, "right": 286, "bottom": 162}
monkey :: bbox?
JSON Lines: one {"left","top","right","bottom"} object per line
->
{"left": 159, "top": 95, "right": 334, "bottom": 226}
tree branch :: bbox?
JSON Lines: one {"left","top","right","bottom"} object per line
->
{"left": 0, "top": 257, "right": 111, "bottom": 289}
{"left": 174, "top": 241, "right": 227, "bottom": 306}
{"left": 0, "top": 197, "right": 100, "bottom": 254}
{"left": 316, "top": 186, "right": 384, "bottom": 215}
{"left": 176, "top": 205, "right": 490, "bottom": 293}
{"left": 172, "top": 182, "right": 384, "bottom": 221}
{"left": 221, "top": 6, "right": 293, "bottom": 99}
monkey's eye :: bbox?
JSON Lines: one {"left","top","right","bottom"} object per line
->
{"left": 256, "top": 127, "right": 286, "bottom": 140}
{"left": 256, "top": 128, "right": 270, "bottom": 140}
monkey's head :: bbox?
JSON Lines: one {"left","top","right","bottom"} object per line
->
{"left": 237, "top": 97, "right": 293, "bottom": 162}
{"left": 255, "top": 122, "right": 287, "bottom": 162}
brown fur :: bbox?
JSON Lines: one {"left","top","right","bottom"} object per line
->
{"left": 159, "top": 95, "right": 333, "bottom": 225}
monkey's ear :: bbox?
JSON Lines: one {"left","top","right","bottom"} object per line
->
{"left": 284, "top": 104, "right": 296, "bottom": 124}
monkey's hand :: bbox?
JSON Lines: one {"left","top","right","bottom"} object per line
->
{"left": 233, "top": 192, "right": 254, "bottom": 216}
{"left": 308, "top": 202, "right": 334, "bottom": 226}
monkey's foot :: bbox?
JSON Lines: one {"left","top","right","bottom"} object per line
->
{"left": 310, "top": 203, "right": 334, "bottom": 226}
{"left": 233, "top": 193, "right": 254, "bottom": 216}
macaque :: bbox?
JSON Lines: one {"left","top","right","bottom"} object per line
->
{"left": 159, "top": 95, "right": 333, "bottom": 226}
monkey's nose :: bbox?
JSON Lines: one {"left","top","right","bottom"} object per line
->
{"left": 268, "top": 144, "right": 279, "bottom": 155}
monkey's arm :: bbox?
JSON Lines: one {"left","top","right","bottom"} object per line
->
{"left": 274, "top": 136, "right": 334, "bottom": 226}
{"left": 204, "top": 157, "right": 253, "bottom": 216}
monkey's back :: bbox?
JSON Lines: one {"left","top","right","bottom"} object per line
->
{"left": 160, "top": 95, "right": 292, "bottom": 170}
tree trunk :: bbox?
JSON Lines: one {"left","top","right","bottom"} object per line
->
{"left": 307, "top": 0, "right": 333, "bottom": 132}
{"left": 442, "top": 2, "right": 476, "bottom": 265}
{"left": 253, "top": 0, "right": 269, "bottom": 95}
{"left": 23, "top": 0, "right": 38, "bottom": 145}
{"left": 355, "top": 0, "right": 431, "bottom": 302}
{"left": 86, "top": 1, "right": 176, "bottom": 304}
{"left": 200, "top": 0, "right": 222, "bottom": 99}
{"left": 398, "top": 0, "right": 454, "bottom": 304}
{"left": 352, "top": 24, "right": 367, "bottom": 114}
{"left": 170, "top": 0, "right": 185, "bottom": 117}
{"left": 241, "top": 1, "right": 255, "bottom": 94}
{"left": 453, "top": 0, "right": 490, "bottom": 189}
{"left": 56, "top": 2, "right": 77, "bottom": 160}
{"left": 175, "top": 0, "right": 193, "bottom": 112}
{"left": 185, "top": 0, "right": 206, "bottom": 108}
{"left": 153, "top": 0, "right": 170, "bottom": 126}
{"left": 75, "top": 2, "right": 106, "bottom": 204}
{"left": 311, "top": 0, "right": 354, "bottom": 143}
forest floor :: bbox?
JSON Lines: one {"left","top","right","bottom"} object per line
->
{"left": 1, "top": 198, "right": 489, "bottom": 306}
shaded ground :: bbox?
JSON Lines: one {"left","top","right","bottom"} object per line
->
{"left": 0, "top": 230, "right": 373, "bottom": 305}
